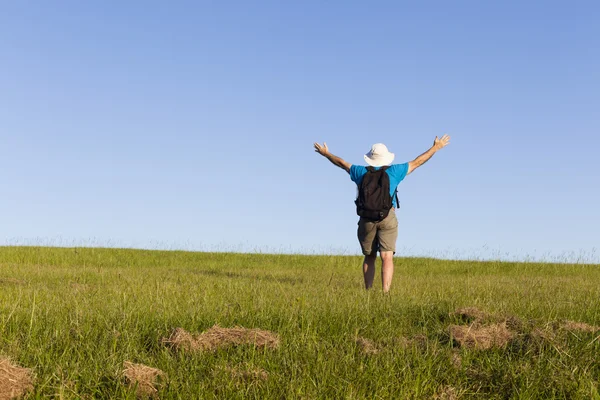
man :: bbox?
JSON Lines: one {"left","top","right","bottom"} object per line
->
{"left": 314, "top": 135, "right": 450, "bottom": 292}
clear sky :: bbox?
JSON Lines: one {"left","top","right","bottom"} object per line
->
{"left": 1, "top": 1, "right": 598, "bottom": 262}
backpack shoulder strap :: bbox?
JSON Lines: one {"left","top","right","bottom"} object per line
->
{"left": 366, "top": 166, "right": 389, "bottom": 173}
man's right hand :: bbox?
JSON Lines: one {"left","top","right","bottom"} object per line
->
{"left": 314, "top": 142, "right": 329, "bottom": 156}
{"left": 314, "top": 142, "right": 351, "bottom": 173}
{"left": 433, "top": 134, "right": 451, "bottom": 151}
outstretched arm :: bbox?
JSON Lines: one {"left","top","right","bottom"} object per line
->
{"left": 314, "top": 142, "right": 351, "bottom": 173}
{"left": 407, "top": 134, "right": 451, "bottom": 175}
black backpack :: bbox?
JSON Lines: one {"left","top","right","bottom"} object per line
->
{"left": 355, "top": 166, "right": 398, "bottom": 222}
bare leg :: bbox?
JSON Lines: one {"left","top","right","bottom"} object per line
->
{"left": 362, "top": 253, "right": 377, "bottom": 289}
{"left": 380, "top": 251, "right": 394, "bottom": 293}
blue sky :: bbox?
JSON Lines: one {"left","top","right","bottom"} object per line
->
{"left": 1, "top": 1, "right": 598, "bottom": 262}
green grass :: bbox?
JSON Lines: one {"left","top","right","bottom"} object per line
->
{"left": 1, "top": 246, "right": 599, "bottom": 399}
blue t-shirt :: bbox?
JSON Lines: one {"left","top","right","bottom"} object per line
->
{"left": 350, "top": 164, "right": 409, "bottom": 208}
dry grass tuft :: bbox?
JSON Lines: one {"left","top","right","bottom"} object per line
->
{"left": 450, "top": 351, "right": 462, "bottom": 369}
{"left": 122, "top": 361, "right": 165, "bottom": 398}
{"left": 70, "top": 282, "right": 91, "bottom": 291}
{"left": 161, "top": 328, "right": 197, "bottom": 352}
{"left": 0, "top": 357, "right": 34, "bottom": 400}
{"left": 504, "top": 315, "right": 525, "bottom": 331}
{"left": 355, "top": 337, "right": 380, "bottom": 355}
{"left": 0, "top": 278, "right": 25, "bottom": 286}
{"left": 449, "top": 322, "right": 515, "bottom": 350}
{"left": 394, "top": 334, "right": 428, "bottom": 350}
{"left": 162, "top": 325, "right": 280, "bottom": 352}
{"left": 531, "top": 326, "right": 557, "bottom": 342}
{"left": 225, "top": 364, "right": 269, "bottom": 382}
{"left": 451, "top": 307, "right": 490, "bottom": 322}
{"left": 560, "top": 320, "right": 600, "bottom": 333}
{"left": 412, "top": 334, "right": 428, "bottom": 347}
{"left": 529, "top": 320, "right": 599, "bottom": 349}
{"left": 434, "top": 385, "right": 460, "bottom": 400}
{"left": 394, "top": 336, "right": 412, "bottom": 348}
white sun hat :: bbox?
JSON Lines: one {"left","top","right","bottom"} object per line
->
{"left": 364, "top": 143, "right": 395, "bottom": 167}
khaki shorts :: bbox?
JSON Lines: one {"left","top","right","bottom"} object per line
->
{"left": 357, "top": 209, "right": 398, "bottom": 256}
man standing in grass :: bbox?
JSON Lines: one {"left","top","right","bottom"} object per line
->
{"left": 314, "top": 135, "right": 450, "bottom": 292}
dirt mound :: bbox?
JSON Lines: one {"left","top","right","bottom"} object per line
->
{"left": 355, "top": 337, "right": 379, "bottom": 355}
{"left": 560, "top": 320, "right": 600, "bottom": 333}
{"left": 0, "top": 358, "right": 34, "bottom": 400}
{"left": 451, "top": 307, "right": 490, "bottom": 322}
{"left": 122, "top": 361, "right": 165, "bottom": 398}
{"left": 449, "top": 322, "right": 515, "bottom": 350}
{"left": 162, "top": 325, "right": 280, "bottom": 352}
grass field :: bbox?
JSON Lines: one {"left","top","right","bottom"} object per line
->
{"left": 1, "top": 246, "right": 599, "bottom": 399}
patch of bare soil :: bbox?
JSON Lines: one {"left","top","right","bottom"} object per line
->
{"left": 355, "top": 337, "right": 379, "bottom": 355}
{"left": 560, "top": 321, "right": 600, "bottom": 333}
{"left": 0, "top": 358, "right": 34, "bottom": 400}
{"left": 162, "top": 325, "right": 280, "bottom": 353}
{"left": 122, "top": 361, "right": 165, "bottom": 398}
{"left": 449, "top": 322, "right": 515, "bottom": 350}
